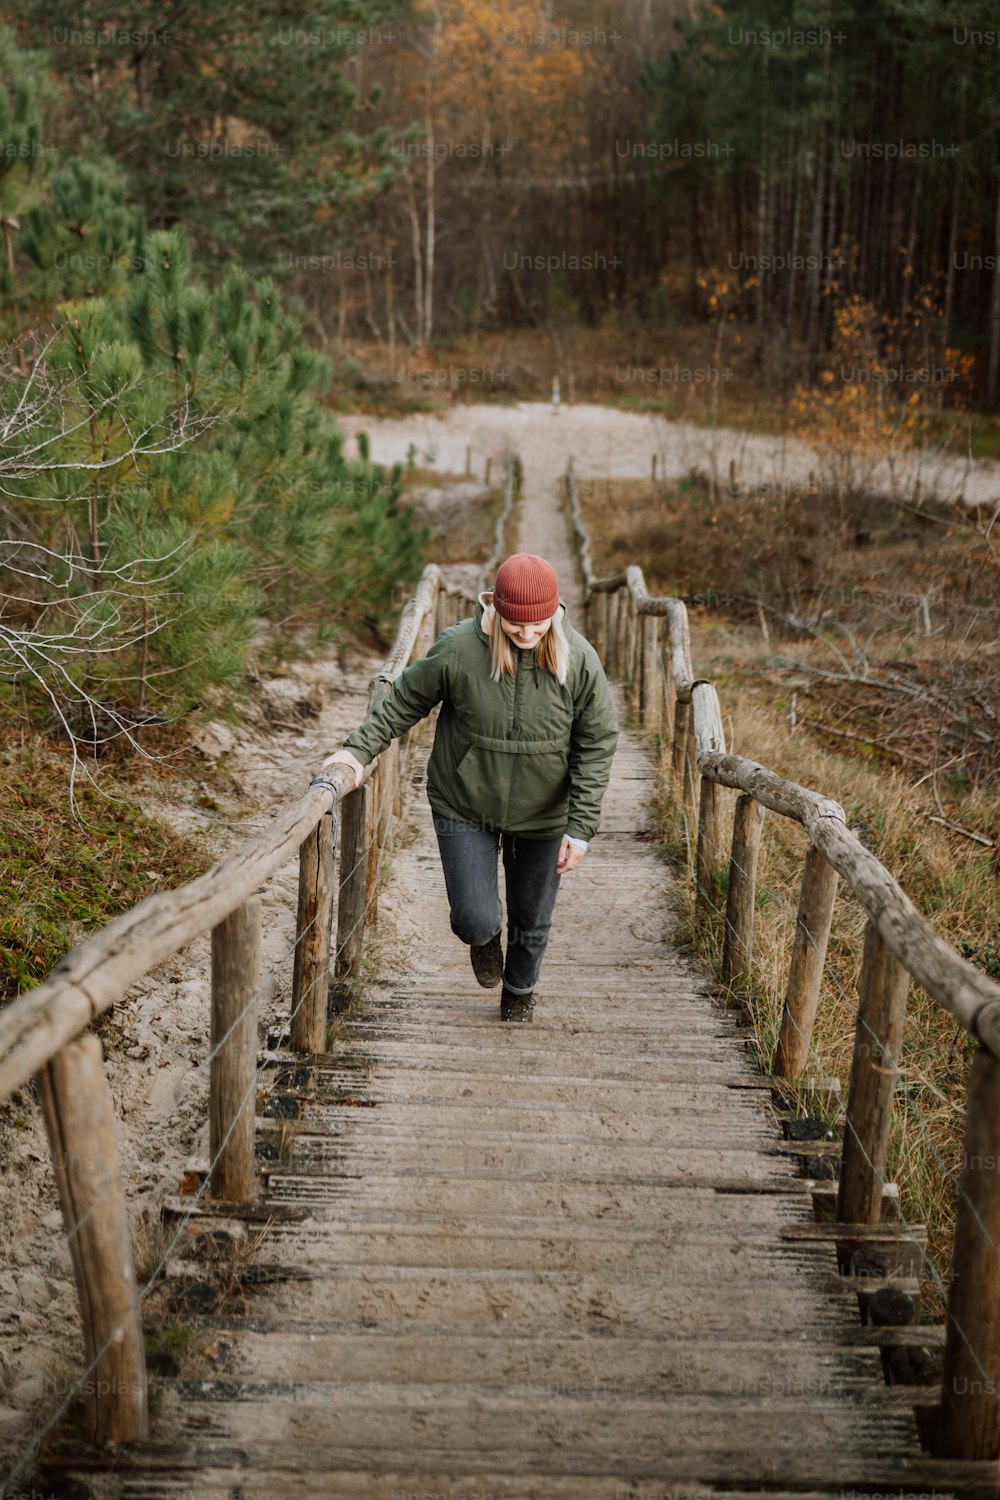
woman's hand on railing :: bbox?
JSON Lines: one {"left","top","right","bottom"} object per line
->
{"left": 319, "top": 748, "right": 366, "bottom": 789}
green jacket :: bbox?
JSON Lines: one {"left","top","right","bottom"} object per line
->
{"left": 342, "top": 597, "right": 619, "bottom": 840}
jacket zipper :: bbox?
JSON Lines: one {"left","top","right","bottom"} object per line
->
{"left": 513, "top": 649, "right": 523, "bottom": 734}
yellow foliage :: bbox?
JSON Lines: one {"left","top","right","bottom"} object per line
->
{"left": 399, "top": 0, "right": 592, "bottom": 165}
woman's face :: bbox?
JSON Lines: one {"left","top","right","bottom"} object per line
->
{"left": 497, "top": 612, "right": 553, "bottom": 649}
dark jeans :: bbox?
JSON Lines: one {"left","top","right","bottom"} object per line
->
{"left": 433, "top": 815, "right": 563, "bottom": 995}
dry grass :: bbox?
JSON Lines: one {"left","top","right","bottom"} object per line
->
{"left": 584, "top": 479, "right": 999, "bottom": 1323}
{"left": 0, "top": 742, "right": 211, "bottom": 1006}
{"left": 406, "top": 470, "right": 508, "bottom": 569}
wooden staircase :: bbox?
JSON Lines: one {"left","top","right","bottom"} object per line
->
{"left": 44, "top": 699, "right": 995, "bottom": 1499}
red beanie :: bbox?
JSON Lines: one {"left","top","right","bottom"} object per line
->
{"left": 492, "top": 553, "right": 559, "bottom": 623}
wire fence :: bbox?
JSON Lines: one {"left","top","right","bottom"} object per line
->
{"left": 694, "top": 829, "right": 997, "bottom": 1402}
{"left": 598, "top": 560, "right": 1000, "bottom": 1454}
{"left": 0, "top": 554, "right": 480, "bottom": 1494}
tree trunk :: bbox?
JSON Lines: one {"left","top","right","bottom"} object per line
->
{"left": 942, "top": 156, "right": 960, "bottom": 348}
{"left": 386, "top": 255, "right": 396, "bottom": 363}
{"left": 986, "top": 171, "right": 1000, "bottom": 410}
{"left": 805, "top": 129, "right": 826, "bottom": 356}
{"left": 405, "top": 175, "right": 424, "bottom": 346}
{"left": 423, "top": 104, "right": 436, "bottom": 346}
{"left": 755, "top": 53, "right": 769, "bottom": 334}
{"left": 685, "top": 184, "right": 698, "bottom": 314}
{"left": 786, "top": 140, "right": 802, "bottom": 342}
{"left": 859, "top": 157, "right": 872, "bottom": 296}
{"left": 943, "top": 79, "right": 966, "bottom": 352}
{"left": 899, "top": 172, "right": 921, "bottom": 330}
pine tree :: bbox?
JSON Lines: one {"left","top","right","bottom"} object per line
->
{"left": 3, "top": 213, "right": 429, "bottom": 730}
{"left": 21, "top": 158, "right": 145, "bottom": 310}
{"left": 10, "top": 1, "right": 406, "bottom": 277}
{"left": 0, "top": 28, "right": 48, "bottom": 357}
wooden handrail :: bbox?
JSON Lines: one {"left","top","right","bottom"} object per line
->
{"left": 0, "top": 777, "right": 343, "bottom": 1102}
{"left": 701, "top": 749, "right": 1000, "bottom": 1053}
{"left": 565, "top": 458, "right": 1000, "bottom": 1464}
{"left": 0, "top": 439, "right": 523, "bottom": 1103}
{"left": 565, "top": 461, "right": 1000, "bottom": 1054}
{"left": 0, "top": 451, "right": 518, "bottom": 1461}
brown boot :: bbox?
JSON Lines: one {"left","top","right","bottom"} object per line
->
{"left": 500, "top": 986, "right": 534, "bottom": 1022}
{"left": 470, "top": 931, "right": 503, "bottom": 988}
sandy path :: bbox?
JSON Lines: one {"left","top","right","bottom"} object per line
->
{"left": 337, "top": 399, "right": 1000, "bottom": 510}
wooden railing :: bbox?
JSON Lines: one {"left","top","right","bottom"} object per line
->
{"left": 0, "top": 455, "right": 517, "bottom": 1465}
{"left": 566, "top": 459, "right": 1000, "bottom": 1466}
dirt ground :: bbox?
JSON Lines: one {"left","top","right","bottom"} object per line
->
{"left": 0, "top": 644, "right": 382, "bottom": 1480}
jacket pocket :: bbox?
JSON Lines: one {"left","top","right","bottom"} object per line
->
{"left": 451, "top": 744, "right": 509, "bottom": 825}
{"left": 428, "top": 716, "right": 468, "bottom": 792}
{"left": 509, "top": 748, "right": 570, "bottom": 827}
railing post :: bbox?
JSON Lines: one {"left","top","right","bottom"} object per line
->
{"left": 640, "top": 613, "right": 659, "bottom": 731}
{"left": 336, "top": 782, "right": 369, "bottom": 978}
{"left": 392, "top": 733, "right": 405, "bottom": 821}
{"left": 366, "top": 769, "right": 380, "bottom": 924}
{"left": 686, "top": 710, "right": 700, "bottom": 836}
{"left": 722, "top": 795, "right": 765, "bottom": 983}
{"left": 589, "top": 590, "right": 604, "bottom": 662}
{"left": 625, "top": 596, "right": 639, "bottom": 710}
{"left": 837, "top": 920, "right": 909, "bottom": 1224}
{"left": 291, "top": 813, "right": 336, "bottom": 1056}
{"left": 39, "top": 1034, "right": 148, "bottom": 1443}
{"left": 606, "top": 589, "right": 619, "bottom": 674}
{"left": 377, "top": 742, "right": 396, "bottom": 852}
{"left": 937, "top": 1045, "right": 1000, "bottom": 1460}
{"left": 210, "top": 896, "right": 261, "bottom": 1203}
{"left": 695, "top": 773, "right": 721, "bottom": 917}
{"left": 773, "top": 847, "right": 839, "bottom": 1081}
{"left": 660, "top": 648, "right": 675, "bottom": 742}
{"left": 671, "top": 696, "right": 690, "bottom": 783}
{"left": 615, "top": 588, "right": 628, "bottom": 676}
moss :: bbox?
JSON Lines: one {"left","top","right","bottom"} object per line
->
{"left": 0, "top": 749, "right": 209, "bottom": 1003}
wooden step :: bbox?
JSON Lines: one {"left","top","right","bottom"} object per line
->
{"left": 186, "top": 1326, "right": 890, "bottom": 1394}
{"left": 130, "top": 1382, "right": 926, "bottom": 1475}
{"left": 43, "top": 1445, "right": 1000, "bottom": 1500}
{"left": 55, "top": 700, "right": 971, "bottom": 1497}
{"left": 160, "top": 1260, "right": 913, "bottom": 1332}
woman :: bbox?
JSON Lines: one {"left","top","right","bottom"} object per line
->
{"left": 321, "top": 553, "right": 619, "bottom": 1020}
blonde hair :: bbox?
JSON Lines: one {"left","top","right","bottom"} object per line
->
{"left": 478, "top": 592, "right": 570, "bottom": 685}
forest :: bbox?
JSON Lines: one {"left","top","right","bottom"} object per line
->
{"left": 3, "top": 0, "right": 999, "bottom": 757}
{"left": 8, "top": 2, "right": 999, "bottom": 377}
